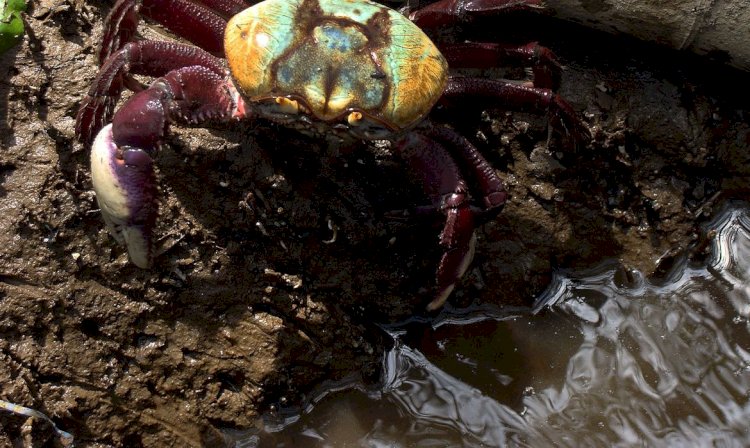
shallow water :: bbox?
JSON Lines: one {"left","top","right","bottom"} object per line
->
{"left": 238, "top": 203, "right": 750, "bottom": 447}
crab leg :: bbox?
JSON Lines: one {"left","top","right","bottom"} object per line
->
{"left": 77, "top": 41, "right": 226, "bottom": 144}
{"left": 443, "top": 76, "right": 590, "bottom": 142}
{"left": 193, "top": 0, "right": 256, "bottom": 17}
{"left": 441, "top": 41, "right": 562, "bottom": 89}
{"left": 91, "top": 66, "right": 245, "bottom": 267}
{"left": 407, "top": 0, "right": 544, "bottom": 29}
{"left": 427, "top": 126, "right": 507, "bottom": 220}
{"left": 406, "top": 0, "right": 561, "bottom": 90}
{"left": 100, "top": 0, "right": 229, "bottom": 63}
{"left": 396, "top": 133, "right": 478, "bottom": 311}
{"left": 97, "top": 0, "right": 139, "bottom": 64}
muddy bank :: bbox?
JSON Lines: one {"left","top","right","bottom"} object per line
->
{"left": 1, "top": 1, "right": 749, "bottom": 446}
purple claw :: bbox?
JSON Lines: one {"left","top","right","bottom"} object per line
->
{"left": 90, "top": 124, "right": 158, "bottom": 268}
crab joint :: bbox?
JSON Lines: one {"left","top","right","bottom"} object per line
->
{"left": 347, "top": 111, "right": 363, "bottom": 126}
{"left": 275, "top": 97, "right": 300, "bottom": 114}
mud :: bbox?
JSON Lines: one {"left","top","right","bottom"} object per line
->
{"left": 1, "top": 1, "right": 749, "bottom": 446}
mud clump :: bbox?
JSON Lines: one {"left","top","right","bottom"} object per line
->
{"left": 1, "top": 1, "right": 749, "bottom": 445}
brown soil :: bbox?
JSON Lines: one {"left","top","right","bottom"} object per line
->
{"left": 1, "top": 1, "right": 749, "bottom": 446}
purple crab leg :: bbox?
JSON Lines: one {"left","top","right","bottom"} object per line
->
{"left": 407, "top": 0, "right": 559, "bottom": 89}
{"left": 193, "top": 0, "right": 255, "bottom": 17}
{"left": 427, "top": 125, "right": 507, "bottom": 219}
{"left": 441, "top": 41, "right": 562, "bottom": 89}
{"left": 97, "top": 0, "right": 138, "bottom": 64}
{"left": 442, "top": 76, "right": 591, "bottom": 142}
{"left": 91, "top": 66, "right": 246, "bottom": 267}
{"left": 141, "top": 0, "right": 227, "bottom": 54}
{"left": 407, "top": 0, "right": 544, "bottom": 29}
{"left": 77, "top": 41, "right": 226, "bottom": 144}
{"left": 99, "top": 0, "right": 229, "bottom": 64}
{"left": 396, "top": 132, "right": 478, "bottom": 311}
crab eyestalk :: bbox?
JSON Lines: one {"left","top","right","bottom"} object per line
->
{"left": 90, "top": 124, "right": 158, "bottom": 268}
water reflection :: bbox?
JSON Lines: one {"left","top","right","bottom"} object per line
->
{"left": 248, "top": 204, "right": 750, "bottom": 447}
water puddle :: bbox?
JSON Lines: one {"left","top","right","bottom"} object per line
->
{"left": 235, "top": 203, "right": 750, "bottom": 447}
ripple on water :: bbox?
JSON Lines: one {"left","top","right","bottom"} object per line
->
{"left": 238, "top": 203, "right": 750, "bottom": 447}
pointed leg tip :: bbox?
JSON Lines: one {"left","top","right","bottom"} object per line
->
{"left": 428, "top": 233, "right": 477, "bottom": 311}
{"left": 122, "top": 225, "right": 154, "bottom": 268}
{"left": 426, "top": 284, "right": 456, "bottom": 311}
{"left": 101, "top": 212, "right": 154, "bottom": 269}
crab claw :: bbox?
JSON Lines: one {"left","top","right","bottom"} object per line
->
{"left": 90, "top": 124, "right": 158, "bottom": 267}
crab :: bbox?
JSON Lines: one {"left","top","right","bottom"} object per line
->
{"left": 75, "top": 0, "right": 589, "bottom": 310}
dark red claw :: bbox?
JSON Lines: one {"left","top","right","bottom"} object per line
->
{"left": 88, "top": 65, "right": 241, "bottom": 269}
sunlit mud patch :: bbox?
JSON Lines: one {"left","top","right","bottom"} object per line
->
{"left": 235, "top": 203, "right": 750, "bottom": 447}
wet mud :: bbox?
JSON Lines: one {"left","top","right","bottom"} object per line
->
{"left": 1, "top": 1, "right": 749, "bottom": 446}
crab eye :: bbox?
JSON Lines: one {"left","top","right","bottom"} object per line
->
{"left": 347, "top": 111, "right": 363, "bottom": 126}
{"left": 274, "top": 97, "right": 300, "bottom": 114}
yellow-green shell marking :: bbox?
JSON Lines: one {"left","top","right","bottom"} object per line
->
{"left": 225, "top": 0, "right": 448, "bottom": 132}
